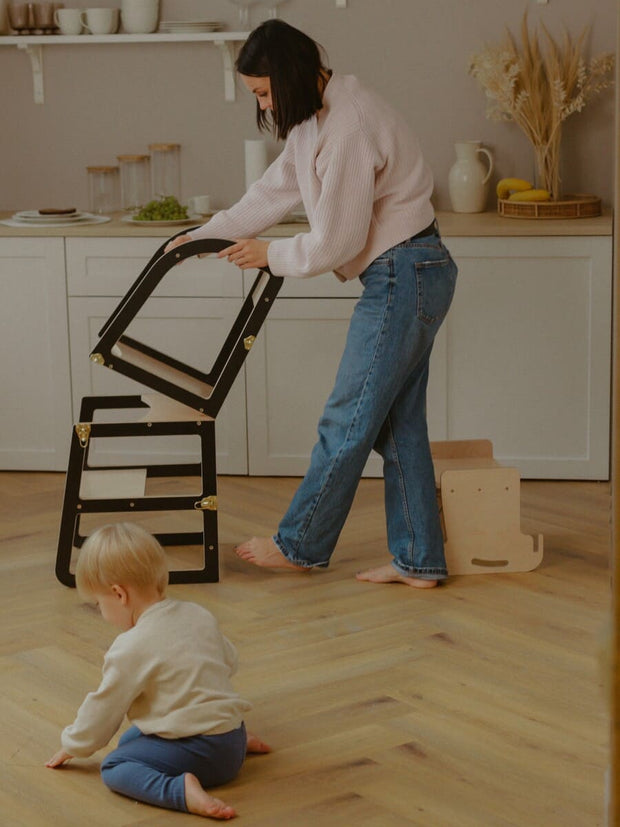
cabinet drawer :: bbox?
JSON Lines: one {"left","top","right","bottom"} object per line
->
{"left": 66, "top": 238, "right": 244, "bottom": 298}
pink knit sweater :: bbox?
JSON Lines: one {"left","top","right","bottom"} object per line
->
{"left": 189, "top": 73, "right": 435, "bottom": 280}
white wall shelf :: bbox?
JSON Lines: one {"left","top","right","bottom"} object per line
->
{"left": 0, "top": 32, "right": 249, "bottom": 104}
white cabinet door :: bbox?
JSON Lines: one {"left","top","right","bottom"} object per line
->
{"left": 66, "top": 237, "right": 243, "bottom": 298}
{"left": 244, "top": 298, "right": 446, "bottom": 476}
{"left": 441, "top": 235, "right": 612, "bottom": 479}
{"left": 68, "top": 296, "right": 248, "bottom": 474}
{"left": 0, "top": 238, "right": 72, "bottom": 470}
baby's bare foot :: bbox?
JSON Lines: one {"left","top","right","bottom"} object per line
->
{"left": 246, "top": 732, "right": 272, "bottom": 753}
{"left": 234, "top": 537, "right": 308, "bottom": 571}
{"left": 356, "top": 563, "right": 438, "bottom": 589}
{"left": 184, "top": 773, "right": 236, "bottom": 820}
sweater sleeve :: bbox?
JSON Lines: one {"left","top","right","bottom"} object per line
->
{"left": 60, "top": 643, "right": 142, "bottom": 757}
{"left": 221, "top": 634, "right": 239, "bottom": 675}
{"left": 266, "top": 129, "right": 376, "bottom": 278}
{"left": 188, "top": 140, "right": 302, "bottom": 243}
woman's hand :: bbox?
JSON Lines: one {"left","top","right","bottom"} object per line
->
{"left": 164, "top": 233, "right": 192, "bottom": 254}
{"left": 46, "top": 748, "right": 73, "bottom": 768}
{"left": 218, "top": 239, "right": 271, "bottom": 270}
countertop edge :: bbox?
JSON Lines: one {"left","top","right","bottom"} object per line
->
{"left": 0, "top": 209, "right": 612, "bottom": 238}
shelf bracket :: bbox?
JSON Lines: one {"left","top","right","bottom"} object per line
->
{"left": 214, "top": 40, "right": 237, "bottom": 102}
{"left": 18, "top": 43, "right": 44, "bottom": 104}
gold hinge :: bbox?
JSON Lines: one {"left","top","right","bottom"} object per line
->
{"left": 243, "top": 335, "right": 256, "bottom": 351}
{"left": 90, "top": 353, "right": 105, "bottom": 365}
{"left": 75, "top": 423, "right": 91, "bottom": 447}
{"left": 194, "top": 496, "right": 218, "bottom": 511}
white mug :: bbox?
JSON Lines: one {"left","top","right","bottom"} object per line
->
{"left": 188, "top": 195, "right": 211, "bottom": 215}
{"left": 120, "top": 0, "right": 159, "bottom": 33}
{"left": 54, "top": 7, "right": 83, "bottom": 34}
{"left": 80, "top": 7, "right": 119, "bottom": 34}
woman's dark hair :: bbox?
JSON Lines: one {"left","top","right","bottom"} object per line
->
{"left": 235, "top": 20, "right": 329, "bottom": 140}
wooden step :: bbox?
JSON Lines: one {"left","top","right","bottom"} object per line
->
{"left": 79, "top": 468, "right": 147, "bottom": 499}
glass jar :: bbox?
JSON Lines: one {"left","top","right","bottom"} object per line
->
{"left": 149, "top": 143, "right": 181, "bottom": 201}
{"left": 86, "top": 165, "right": 119, "bottom": 214}
{"left": 117, "top": 154, "right": 151, "bottom": 210}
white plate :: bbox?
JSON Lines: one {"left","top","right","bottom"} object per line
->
{"left": 159, "top": 21, "right": 223, "bottom": 32}
{"left": 14, "top": 210, "right": 88, "bottom": 223}
{"left": 121, "top": 214, "right": 202, "bottom": 227}
{"left": 160, "top": 20, "right": 222, "bottom": 25}
{"left": 160, "top": 27, "right": 222, "bottom": 33}
{"left": 2, "top": 214, "right": 111, "bottom": 228}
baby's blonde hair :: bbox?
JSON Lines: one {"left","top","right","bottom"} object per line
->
{"left": 75, "top": 523, "right": 169, "bottom": 599}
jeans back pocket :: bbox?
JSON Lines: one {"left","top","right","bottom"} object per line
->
{"left": 414, "top": 253, "right": 457, "bottom": 325}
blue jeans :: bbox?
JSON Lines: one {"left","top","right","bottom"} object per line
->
{"left": 274, "top": 227, "right": 457, "bottom": 579}
{"left": 100, "top": 723, "right": 247, "bottom": 812}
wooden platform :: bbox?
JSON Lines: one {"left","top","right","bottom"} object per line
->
{"left": 431, "top": 440, "right": 543, "bottom": 576}
{"left": 0, "top": 472, "right": 610, "bottom": 826}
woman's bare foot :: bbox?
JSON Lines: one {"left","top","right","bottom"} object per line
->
{"left": 184, "top": 773, "right": 236, "bottom": 820}
{"left": 234, "top": 537, "right": 308, "bottom": 571}
{"left": 246, "top": 733, "right": 272, "bottom": 754}
{"left": 355, "top": 564, "right": 439, "bottom": 589}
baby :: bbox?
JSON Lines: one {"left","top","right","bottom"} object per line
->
{"left": 46, "top": 522, "right": 269, "bottom": 820}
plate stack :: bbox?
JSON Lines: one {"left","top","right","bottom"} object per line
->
{"left": 8, "top": 209, "right": 110, "bottom": 227}
{"left": 159, "top": 20, "right": 224, "bottom": 33}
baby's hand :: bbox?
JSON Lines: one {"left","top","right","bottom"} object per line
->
{"left": 46, "top": 748, "right": 73, "bottom": 768}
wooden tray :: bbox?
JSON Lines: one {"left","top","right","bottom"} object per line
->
{"left": 497, "top": 194, "right": 601, "bottom": 219}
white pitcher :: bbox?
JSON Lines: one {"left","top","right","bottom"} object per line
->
{"left": 448, "top": 141, "right": 494, "bottom": 213}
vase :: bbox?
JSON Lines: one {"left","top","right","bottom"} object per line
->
{"left": 533, "top": 134, "right": 561, "bottom": 199}
{"left": 448, "top": 141, "right": 494, "bottom": 213}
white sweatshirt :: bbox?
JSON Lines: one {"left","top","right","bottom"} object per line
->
{"left": 189, "top": 73, "right": 435, "bottom": 280}
{"left": 61, "top": 598, "right": 252, "bottom": 757}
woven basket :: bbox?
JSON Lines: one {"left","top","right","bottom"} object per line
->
{"left": 497, "top": 194, "right": 601, "bottom": 219}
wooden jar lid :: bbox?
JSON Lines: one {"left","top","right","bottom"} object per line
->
{"left": 116, "top": 154, "right": 150, "bottom": 162}
{"left": 86, "top": 165, "right": 119, "bottom": 173}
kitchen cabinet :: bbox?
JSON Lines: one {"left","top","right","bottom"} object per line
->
{"left": 245, "top": 234, "right": 611, "bottom": 480}
{"left": 0, "top": 213, "right": 612, "bottom": 479}
{"left": 0, "top": 237, "right": 72, "bottom": 470}
{"left": 432, "top": 235, "right": 612, "bottom": 479}
{"left": 242, "top": 272, "right": 445, "bottom": 477}
{"left": 66, "top": 238, "right": 248, "bottom": 474}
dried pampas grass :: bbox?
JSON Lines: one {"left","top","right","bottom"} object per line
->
{"left": 469, "top": 14, "right": 614, "bottom": 199}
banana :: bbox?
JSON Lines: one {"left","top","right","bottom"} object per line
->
{"left": 508, "top": 188, "right": 551, "bottom": 202}
{"left": 496, "top": 178, "right": 533, "bottom": 199}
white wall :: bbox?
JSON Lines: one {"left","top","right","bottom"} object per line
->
{"left": 0, "top": 0, "right": 615, "bottom": 212}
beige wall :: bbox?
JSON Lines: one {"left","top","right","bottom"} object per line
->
{"left": 0, "top": 0, "right": 615, "bottom": 213}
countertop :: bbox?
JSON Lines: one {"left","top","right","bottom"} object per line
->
{"left": 0, "top": 209, "right": 612, "bottom": 238}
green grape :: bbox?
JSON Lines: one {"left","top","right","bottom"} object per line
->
{"left": 134, "top": 196, "right": 189, "bottom": 221}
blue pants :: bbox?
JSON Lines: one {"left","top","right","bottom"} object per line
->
{"left": 100, "top": 723, "right": 247, "bottom": 812}
{"left": 275, "top": 228, "right": 457, "bottom": 579}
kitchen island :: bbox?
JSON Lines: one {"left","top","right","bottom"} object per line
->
{"left": 0, "top": 210, "right": 612, "bottom": 478}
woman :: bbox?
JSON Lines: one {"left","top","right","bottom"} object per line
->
{"left": 166, "top": 20, "right": 457, "bottom": 589}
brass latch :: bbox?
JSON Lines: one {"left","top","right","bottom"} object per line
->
{"left": 90, "top": 353, "right": 105, "bottom": 365}
{"left": 194, "top": 496, "right": 218, "bottom": 511}
{"left": 75, "top": 423, "right": 91, "bottom": 447}
{"left": 243, "top": 335, "right": 256, "bottom": 351}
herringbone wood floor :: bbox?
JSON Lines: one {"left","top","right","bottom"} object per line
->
{"left": 0, "top": 472, "right": 611, "bottom": 826}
